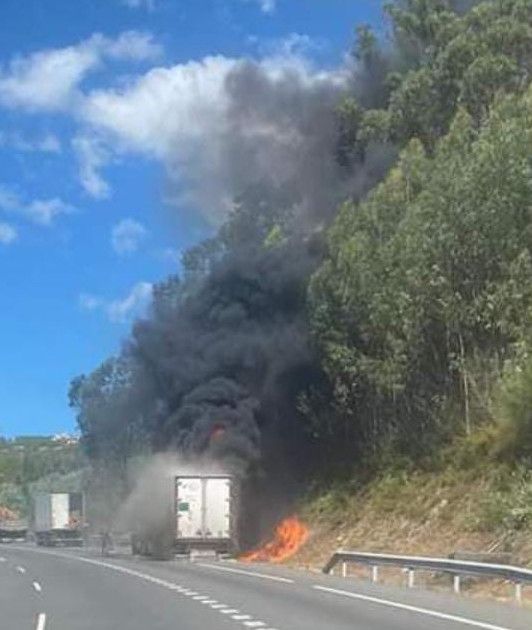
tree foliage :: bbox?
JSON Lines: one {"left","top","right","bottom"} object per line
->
{"left": 348, "top": 0, "right": 532, "bottom": 153}
{"left": 311, "top": 86, "right": 532, "bottom": 456}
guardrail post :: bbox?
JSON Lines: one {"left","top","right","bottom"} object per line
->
{"left": 453, "top": 575, "right": 461, "bottom": 594}
{"left": 407, "top": 569, "right": 415, "bottom": 588}
{"left": 515, "top": 583, "right": 522, "bottom": 606}
{"left": 371, "top": 565, "right": 379, "bottom": 584}
{"left": 342, "top": 562, "right": 347, "bottom": 578}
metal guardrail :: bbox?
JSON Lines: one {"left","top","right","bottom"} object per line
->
{"left": 323, "top": 550, "right": 532, "bottom": 604}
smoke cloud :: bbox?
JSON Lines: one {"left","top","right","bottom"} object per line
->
{"left": 78, "top": 1, "right": 479, "bottom": 540}
{"left": 77, "top": 29, "right": 402, "bottom": 545}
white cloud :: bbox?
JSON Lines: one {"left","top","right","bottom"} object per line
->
{"left": 107, "top": 281, "right": 152, "bottom": 322}
{"left": 82, "top": 56, "right": 236, "bottom": 158}
{"left": 0, "top": 185, "right": 18, "bottom": 210}
{"left": 78, "top": 293, "right": 102, "bottom": 311}
{"left": 0, "top": 222, "right": 17, "bottom": 245}
{"left": 80, "top": 282, "right": 152, "bottom": 323}
{"left": 159, "top": 247, "right": 181, "bottom": 264}
{"left": 0, "top": 32, "right": 162, "bottom": 112}
{"left": 23, "top": 198, "right": 73, "bottom": 226}
{"left": 0, "top": 131, "right": 61, "bottom": 153}
{"left": 0, "top": 45, "right": 98, "bottom": 111}
{"left": 72, "top": 135, "right": 111, "bottom": 198}
{"left": 120, "top": 0, "right": 157, "bottom": 10}
{"left": 98, "top": 31, "right": 162, "bottom": 62}
{"left": 38, "top": 134, "right": 62, "bottom": 153}
{"left": 0, "top": 33, "right": 342, "bottom": 215}
{"left": 0, "top": 184, "right": 73, "bottom": 226}
{"left": 244, "top": 0, "right": 276, "bottom": 14}
{"left": 111, "top": 218, "right": 147, "bottom": 255}
{"left": 258, "top": 33, "right": 321, "bottom": 59}
{"left": 80, "top": 51, "right": 342, "bottom": 221}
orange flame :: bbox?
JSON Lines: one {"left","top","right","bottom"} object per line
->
{"left": 209, "top": 424, "right": 226, "bottom": 441}
{"left": 240, "top": 516, "right": 309, "bottom": 563}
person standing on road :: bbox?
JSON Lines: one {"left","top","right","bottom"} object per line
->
{"left": 101, "top": 530, "right": 113, "bottom": 556}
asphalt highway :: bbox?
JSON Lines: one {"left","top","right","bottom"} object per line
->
{"left": 1, "top": 544, "right": 532, "bottom": 630}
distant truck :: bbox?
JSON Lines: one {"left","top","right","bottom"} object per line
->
{"left": 131, "top": 475, "right": 237, "bottom": 560}
{"left": 0, "top": 519, "right": 27, "bottom": 543}
{"left": 33, "top": 493, "right": 84, "bottom": 547}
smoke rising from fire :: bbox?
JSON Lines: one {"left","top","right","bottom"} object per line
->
{"left": 115, "top": 454, "right": 226, "bottom": 534}
{"left": 74, "top": 5, "right": 446, "bottom": 542}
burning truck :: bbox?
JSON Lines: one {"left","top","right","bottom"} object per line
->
{"left": 127, "top": 469, "right": 308, "bottom": 562}
{"left": 121, "top": 404, "right": 309, "bottom": 561}
{"left": 131, "top": 474, "right": 238, "bottom": 560}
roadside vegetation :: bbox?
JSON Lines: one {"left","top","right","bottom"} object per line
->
{"left": 0, "top": 437, "right": 84, "bottom": 518}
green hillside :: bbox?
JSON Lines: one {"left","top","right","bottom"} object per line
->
{"left": 0, "top": 436, "right": 84, "bottom": 517}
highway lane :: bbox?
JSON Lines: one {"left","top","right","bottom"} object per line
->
{"left": 0, "top": 545, "right": 231, "bottom": 630}
{"left": 2, "top": 544, "right": 532, "bottom": 630}
{"left": 0, "top": 552, "right": 42, "bottom": 628}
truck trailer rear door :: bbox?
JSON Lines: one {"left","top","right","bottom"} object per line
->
{"left": 204, "top": 478, "right": 231, "bottom": 539}
{"left": 51, "top": 494, "right": 69, "bottom": 529}
{"left": 176, "top": 477, "right": 203, "bottom": 539}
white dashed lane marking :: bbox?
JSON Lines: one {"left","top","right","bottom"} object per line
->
{"left": 36, "top": 613, "right": 46, "bottom": 630}
{"left": 32, "top": 581, "right": 42, "bottom": 593}
{"left": 18, "top": 552, "right": 282, "bottom": 630}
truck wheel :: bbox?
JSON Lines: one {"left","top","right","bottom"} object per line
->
{"left": 152, "top": 539, "right": 172, "bottom": 561}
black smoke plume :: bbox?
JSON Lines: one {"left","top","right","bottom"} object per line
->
{"left": 75, "top": 1, "right": 478, "bottom": 542}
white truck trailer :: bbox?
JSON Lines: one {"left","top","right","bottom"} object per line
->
{"left": 131, "top": 474, "right": 237, "bottom": 560}
{"left": 0, "top": 519, "right": 27, "bottom": 543}
{"left": 33, "top": 493, "right": 84, "bottom": 546}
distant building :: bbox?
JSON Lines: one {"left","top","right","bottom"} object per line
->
{"left": 51, "top": 434, "right": 79, "bottom": 445}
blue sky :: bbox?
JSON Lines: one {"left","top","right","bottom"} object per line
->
{"left": 0, "top": 0, "right": 384, "bottom": 437}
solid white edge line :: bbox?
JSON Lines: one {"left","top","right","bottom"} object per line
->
{"left": 198, "top": 563, "right": 294, "bottom": 583}
{"left": 36, "top": 613, "right": 46, "bottom": 630}
{"left": 33, "top": 581, "right": 42, "bottom": 593}
{"left": 313, "top": 585, "right": 514, "bottom": 630}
